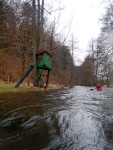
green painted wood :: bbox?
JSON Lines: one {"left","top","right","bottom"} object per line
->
{"left": 36, "top": 51, "right": 52, "bottom": 70}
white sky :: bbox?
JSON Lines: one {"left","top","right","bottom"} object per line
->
{"left": 46, "top": 0, "right": 105, "bottom": 64}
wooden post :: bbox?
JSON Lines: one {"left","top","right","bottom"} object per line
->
{"left": 8, "top": 76, "right": 9, "bottom": 83}
{"left": 45, "top": 70, "right": 50, "bottom": 89}
{"left": 1, "top": 78, "right": 2, "bottom": 82}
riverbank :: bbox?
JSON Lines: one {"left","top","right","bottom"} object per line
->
{"left": 0, "top": 83, "right": 64, "bottom": 93}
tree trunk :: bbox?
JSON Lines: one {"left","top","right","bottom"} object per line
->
{"left": 32, "top": 0, "right": 38, "bottom": 86}
{"left": 39, "top": 0, "right": 44, "bottom": 50}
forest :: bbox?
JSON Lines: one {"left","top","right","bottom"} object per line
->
{"left": 0, "top": 0, "right": 113, "bottom": 87}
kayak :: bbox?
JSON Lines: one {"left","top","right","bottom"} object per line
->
{"left": 95, "top": 87, "right": 102, "bottom": 91}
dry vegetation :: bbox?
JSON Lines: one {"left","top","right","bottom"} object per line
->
{"left": 0, "top": 82, "right": 64, "bottom": 93}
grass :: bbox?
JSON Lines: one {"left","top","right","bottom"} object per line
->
{"left": 0, "top": 82, "right": 62, "bottom": 93}
{"left": 0, "top": 82, "right": 43, "bottom": 93}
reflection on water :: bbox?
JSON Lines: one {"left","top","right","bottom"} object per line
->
{"left": 0, "top": 86, "right": 113, "bottom": 149}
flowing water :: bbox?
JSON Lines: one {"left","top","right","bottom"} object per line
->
{"left": 0, "top": 86, "right": 113, "bottom": 150}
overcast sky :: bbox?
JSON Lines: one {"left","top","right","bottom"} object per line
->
{"left": 46, "top": 0, "right": 105, "bottom": 64}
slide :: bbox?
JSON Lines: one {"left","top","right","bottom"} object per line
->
{"left": 15, "top": 65, "right": 34, "bottom": 88}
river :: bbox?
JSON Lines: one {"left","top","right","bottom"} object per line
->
{"left": 0, "top": 86, "right": 113, "bottom": 150}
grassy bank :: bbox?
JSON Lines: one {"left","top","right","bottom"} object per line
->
{"left": 0, "top": 83, "right": 63, "bottom": 93}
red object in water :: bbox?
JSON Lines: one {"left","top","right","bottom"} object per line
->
{"left": 95, "top": 86, "right": 102, "bottom": 91}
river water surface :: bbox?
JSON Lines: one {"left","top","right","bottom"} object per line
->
{"left": 0, "top": 86, "right": 113, "bottom": 150}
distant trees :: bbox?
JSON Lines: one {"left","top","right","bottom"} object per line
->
{"left": 50, "top": 45, "right": 72, "bottom": 85}
{"left": 0, "top": 0, "right": 16, "bottom": 51}
{"left": 81, "top": 1, "right": 113, "bottom": 86}
{"left": 87, "top": 1, "right": 113, "bottom": 85}
{"left": 100, "top": 1, "right": 113, "bottom": 85}
{"left": 73, "top": 55, "right": 97, "bottom": 86}
{"left": 16, "top": 2, "right": 32, "bottom": 76}
{"left": 0, "top": 0, "right": 75, "bottom": 85}
{"left": 3, "top": 0, "right": 113, "bottom": 87}
{"left": 0, "top": 0, "right": 18, "bottom": 82}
